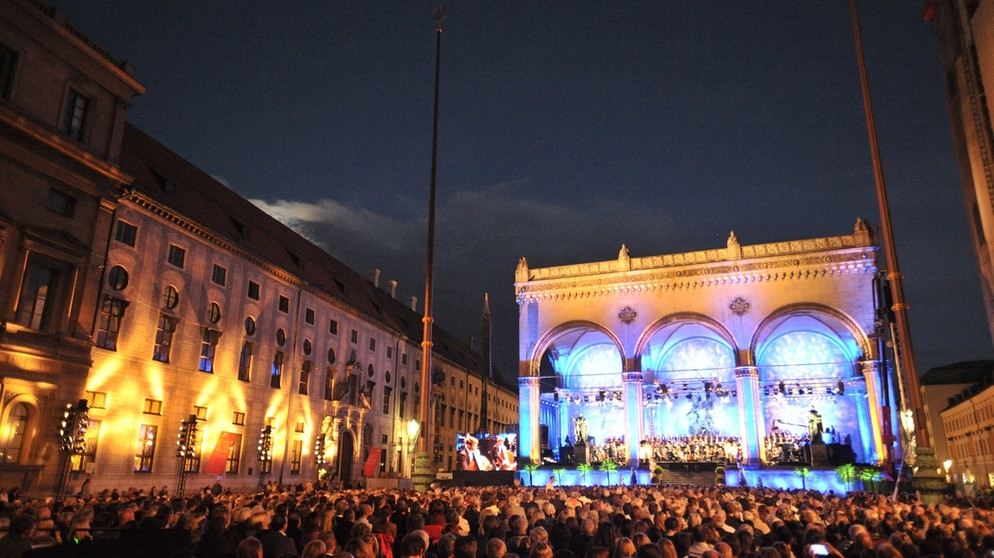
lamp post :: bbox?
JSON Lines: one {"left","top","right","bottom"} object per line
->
{"left": 257, "top": 425, "right": 273, "bottom": 491}
{"left": 315, "top": 433, "right": 327, "bottom": 481}
{"left": 416, "top": 5, "right": 446, "bottom": 491}
{"left": 406, "top": 419, "right": 420, "bottom": 477}
{"left": 56, "top": 399, "right": 88, "bottom": 499}
{"left": 176, "top": 414, "right": 198, "bottom": 497}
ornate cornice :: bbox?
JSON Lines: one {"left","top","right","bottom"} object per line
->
{"left": 516, "top": 243, "right": 877, "bottom": 304}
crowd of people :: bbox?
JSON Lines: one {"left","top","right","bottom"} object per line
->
{"left": 0, "top": 478, "right": 989, "bottom": 558}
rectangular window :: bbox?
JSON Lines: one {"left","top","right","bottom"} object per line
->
{"left": 295, "top": 421, "right": 305, "bottom": 433}
{"left": 387, "top": 347, "right": 393, "bottom": 359}
{"left": 134, "top": 424, "right": 157, "bottom": 472}
{"left": 402, "top": 353, "right": 408, "bottom": 365}
{"left": 46, "top": 188, "right": 76, "bottom": 218}
{"left": 0, "top": 43, "right": 18, "bottom": 99}
{"left": 199, "top": 327, "right": 220, "bottom": 372}
{"left": 238, "top": 341, "right": 253, "bottom": 382}
{"left": 298, "top": 360, "right": 311, "bottom": 395}
{"left": 290, "top": 439, "right": 303, "bottom": 474}
{"left": 329, "top": 319, "right": 338, "bottom": 335}
{"left": 167, "top": 244, "right": 186, "bottom": 268}
{"left": 114, "top": 221, "right": 138, "bottom": 246}
{"left": 278, "top": 295, "right": 289, "bottom": 313}
{"left": 142, "top": 398, "right": 162, "bottom": 415}
{"left": 15, "top": 254, "right": 66, "bottom": 331}
{"left": 350, "top": 329, "right": 358, "bottom": 343}
{"left": 399, "top": 392, "right": 407, "bottom": 419}
{"left": 247, "top": 281, "right": 260, "bottom": 300}
{"left": 63, "top": 89, "right": 88, "bottom": 140}
{"left": 324, "top": 369, "right": 334, "bottom": 401}
{"left": 271, "top": 351, "right": 284, "bottom": 389}
{"left": 211, "top": 264, "right": 227, "bottom": 286}
{"left": 383, "top": 386, "right": 392, "bottom": 414}
{"left": 84, "top": 391, "right": 107, "bottom": 409}
{"left": 305, "top": 308, "right": 315, "bottom": 325}
{"left": 152, "top": 314, "right": 179, "bottom": 363}
{"left": 194, "top": 406, "right": 208, "bottom": 421}
{"left": 226, "top": 433, "right": 242, "bottom": 473}
{"left": 70, "top": 419, "right": 100, "bottom": 472}
{"left": 96, "top": 296, "right": 128, "bottom": 350}
{"left": 369, "top": 338, "right": 376, "bottom": 351}
{"left": 232, "top": 411, "right": 245, "bottom": 426}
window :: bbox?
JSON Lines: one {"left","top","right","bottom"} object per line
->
{"left": 15, "top": 253, "right": 68, "bottom": 331}
{"left": 96, "top": 296, "right": 128, "bottom": 350}
{"left": 63, "top": 89, "right": 88, "bottom": 140}
{"left": 0, "top": 43, "right": 18, "bottom": 99}
{"left": 298, "top": 360, "right": 311, "bottom": 395}
{"left": 305, "top": 308, "right": 315, "bottom": 324}
{"left": 163, "top": 285, "right": 179, "bottom": 309}
{"left": 278, "top": 295, "right": 290, "bottom": 313}
{"left": 302, "top": 339, "right": 312, "bottom": 356}
{"left": 211, "top": 264, "right": 227, "bottom": 286}
{"left": 324, "top": 369, "right": 334, "bottom": 401}
{"left": 46, "top": 188, "right": 76, "bottom": 218}
{"left": 232, "top": 412, "right": 245, "bottom": 426}
{"left": 276, "top": 328, "right": 286, "bottom": 347}
{"left": 2, "top": 403, "right": 28, "bottom": 463}
{"left": 207, "top": 302, "right": 221, "bottom": 324}
{"left": 134, "top": 424, "right": 157, "bottom": 472}
{"left": 402, "top": 353, "right": 408, "bottom": 365}
{"left": 383, "top": 386, "right": 392, "bottom": 414}
{"left": 271, "top": 351, "right": 284, "bottom": 389}
{"left": 329, "top": 319, "right": 338, "bottom": 335}
{"left": 194, "top": 406, "right": 208, "bottom": 421}
{"left": 142, "top": 399, "right": 162, "bottom": 415}
{"left": 247, "top": 281, "right": 260, "bottom": 300}
{"left": 70, "top": 419, "right": 100, "bottom": 472}
{"left": 369, "top": 338, "right": 376, "bottom": 351}
{"left": 115, "top": 221, "right": 137, "bottom": 246}
{"left": 226, "top": 433, "right": 242, "bottom": 473}
{"left": 244, "top": 316, "right": 256, "bottom": 336}
{"left": 350, "top": 329, "right": 358, "bottom": 343}
{"left": 387, "top": 347, "right": 393, "bottom": 359}
{"left": 152, "top": 314, "right": 179, "bottom": 362}
{"left": 199, "top": 327, "right": 220, "bottom": 373}
{"left": 167, "top": 244, "right": 186, "bottom": 268}
{"left": 327, "top": 348, "right": 336, "bottom": 365}
{"left": 290, "top": 439, "right": 303, "bottom": 475}
{"left": 238, "top": 341, "right": 253, "bottom": 382}
{"left": 399, "top": 392, "right": 407, "bottom": 419}
{"left": 84, "top": 391, "right": 107, "bottom": 409}
{"left": 107, "top": 265, "right": 129, "bottom": 290}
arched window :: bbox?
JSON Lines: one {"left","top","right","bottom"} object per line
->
{"left": 3, "top": 403, "right": 29, "bottom": 463}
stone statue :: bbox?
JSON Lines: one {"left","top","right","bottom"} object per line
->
{"left": 808, "top": 408, "right": 824, "bottom": 443}
{"left": 574, "top": 413, "right": 588, "bottom": 445}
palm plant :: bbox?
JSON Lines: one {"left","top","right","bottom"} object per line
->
{"left": 553, "top": 467, "right": 567, "bottom": 486}
{"left": 795, "top": 466, "right": 812, "bottom": 490}
{"left": 835, "top": 463, "right": 857, "bottom": 493}
{"left": 577, "top": 463, "right": 593, "bottom": 485}
{"left": 523, "top": 463, "right": 539, "bottom": 486}
{"left": 600, "top": 459, "right": 619, "bottom": 485}
{"left": 858, "top": 467, "right": 881, "bottom": 492}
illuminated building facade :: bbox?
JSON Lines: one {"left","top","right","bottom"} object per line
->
{"left": 928, "top": 0, "right": 994, "bottom": 351}
{"left": 940, "top": 378, "right": 994, "bottom": 488}
{"left": 0, "top": 0, "right": 144, "bottom": 492}
{"left": 0, "top": 0, "right": 517, "bottom": 494}
{"left": 515, "top": 223, "right": 893, "bottom": 469}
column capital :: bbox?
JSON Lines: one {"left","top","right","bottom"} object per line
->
{"left": 859, "top": 360, "right": 881, "bottom": 376}
{"left": 518, "top": 376, "right": 541, "bottom": 388}
{"left": 735, "top": 366, "right": 759, "bottom": 379}
{"left": 622, "top": 372, "right": 644, "bottom": 384}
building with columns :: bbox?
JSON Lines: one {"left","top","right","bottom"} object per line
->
{"left": 515, "top": 221, "right": 895, "bottom": 470}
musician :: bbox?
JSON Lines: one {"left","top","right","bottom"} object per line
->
{"left": 457, "top": 434, "right": 493, "bottom": 471}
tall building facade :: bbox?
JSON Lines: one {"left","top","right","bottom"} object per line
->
{"left": 0, "top": 0, "right": 144, "bottom": 492}
{"left": 0, "top": 0, "right": 516, "bottom": 495}
{"left": 930, "top": 0, "right": 994, "bottom": 344}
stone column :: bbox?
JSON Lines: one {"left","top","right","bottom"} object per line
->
{"left": 519, "top": 376, "right": 542, "bottom": 464}
{"left": 860, "top": 360, "right": 887, "bottom": 465}
{"left": 622, "top": 372, "right": 645, "bottom": 465}
{"left": 735, "top": 366, "right": 765, "bottom": 465}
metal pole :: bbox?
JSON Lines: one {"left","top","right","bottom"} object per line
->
{"left": 848, "top": 0, "right": 927, "bottom": 449}
{"left": 418, "top": 6, "right": 446, "bottom": 458}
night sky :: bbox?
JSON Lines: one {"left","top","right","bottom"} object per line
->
{"left": 54, "top": 1, "right": 994, "bottom": 383}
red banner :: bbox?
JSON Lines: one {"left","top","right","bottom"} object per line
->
{"left": 363, "top": 447, "right": 383, "bottom": 478}
{"left": 205, "top": 431, "right": 238, "bottom": 475}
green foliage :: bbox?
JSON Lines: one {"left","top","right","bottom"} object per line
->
{"left": 553, "top": 467, "right": 567, "bottom": 484}
{"left": 654, "top": 466, "right": 664, "bottom": 474}
{"left": 795, "top": 466, "right": 811, "bottom": 489}
{"left": 835, "top": 463, "right": 857, "bottom": 493}
{"left": 523, "top": 463, "right": 539, "bottom": 485}
{"left": 599, "top": 459, "right": 618, "bottom": 484}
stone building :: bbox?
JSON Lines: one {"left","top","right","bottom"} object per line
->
{"left": 515, "top": 223, "right": 895, "bottom": 470}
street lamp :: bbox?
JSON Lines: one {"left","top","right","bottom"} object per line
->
{"left": 176, "top": 414, "right": 198, "bottom": 497}
{"left": 315, "top": 433, "right": 327, "bottom": 481}
{"left": 257, "top": 425, "right": 274, "bottom": 490}
{"left": 406, "top": 419, "right": 421, "bottom": 478}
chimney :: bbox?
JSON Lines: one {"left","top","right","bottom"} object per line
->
{"left": 387, "top": 280, "right": 398, "bottom": 298}
{"left": 368, "top": 268, "right": 380, "bottom": 287}
{"left": 408, "top": 296, "right": 418, "bottom": 312}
